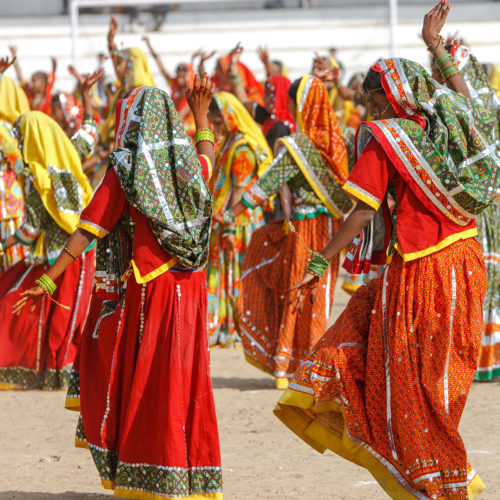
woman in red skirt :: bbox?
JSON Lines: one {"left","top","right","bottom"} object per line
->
{"left": 16, "top": 78, "right": 222, "bottom": 500}
{"left": 0, "top": 109, "right": 95, "bottom": 390}
{"left": 275, "top": 3, "right": 497, "bottom": 498}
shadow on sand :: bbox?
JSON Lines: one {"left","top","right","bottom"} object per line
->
{"left": 211, "top": 376, "right": 277, "bottom": 391}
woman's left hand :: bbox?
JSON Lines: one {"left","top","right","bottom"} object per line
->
{"left": 81, "top": 67, "right": 105, "bottom": 94}
{"left": 186, "top": 73, "right": 215, "bottom": 117}
{"left": 212, "top": 212, "right": 225, "bottom": 225}
{"left": 287, "top": 272, "right": 320, "bottom": 313}
{"left": 12, "top": 286, "right": 45, "bottom": 315}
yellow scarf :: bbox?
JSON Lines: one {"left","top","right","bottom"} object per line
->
{"left": 100, "top": 48, "right": 155, "bottom": 145}
{"left": 213, "top": 92, "right": 273, "bottom": 212}
{"left": 0, "top": 74, "right": 29, "bottom": 124}
{"left": 19, "top": 111, "right": 92, "bottom": 235}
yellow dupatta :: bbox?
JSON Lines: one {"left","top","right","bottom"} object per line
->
{"left": 213, "top": 91, "right": 273, "bottom": 212}
{"left": 18, "top": 111, "right": 92, "bottom": 235}
{"left": 0, "top": 74, "right": 29, "bottom": 124}
{"left": 99, "top": 47, "right": 155, "bottom": 144}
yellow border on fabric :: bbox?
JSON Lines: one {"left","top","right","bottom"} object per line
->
{"left": 395, "top": 228, "right": 478, "bottom": 263}
{"left": 102, "top": 479, "right": 115, "bottom": 490}
{"left": 342, "top": 183, "right": 381, "bottom": 211}
{"left": 130, "top": 257, "right": 177, "bottom": 284}
{"left": 78, "top": 221, "right": 108, "bottom": 239}
{"left": 199, "top": 154, "right": 213, "bottom": 180}
{"left": 0, "top": 382, "right": 24, "bottom": 390}
{"left": 114, "top": 488, "right": 222, "bottom": 500}
{"left": 65, "top": 397, "right": 80, "bottom": 411}
{"left": 75, "top": 438, "right": 89, "bottom": 450}
{"left": 275, "top": 388, "right": 486, "bottom": 500}
{"left": 295, "top": 74, "right": 310, "bottom": 132}
{"left": 280, "top": 138, "right": 340, "bottom": 218}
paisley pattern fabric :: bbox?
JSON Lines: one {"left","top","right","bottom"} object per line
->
{"left": 364, "top": 58, "right": 499, "bottom": 222}
{"left": 111, "top": 86, "right": 212, "bottom": 269}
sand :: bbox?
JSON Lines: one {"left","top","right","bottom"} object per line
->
{"left": 1, "top": 284, "right": 499, "bottom": 499}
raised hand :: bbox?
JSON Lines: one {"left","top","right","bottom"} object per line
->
{"left": 315, "top": 66, "right": 340, "bottom": 83}
{"left": 0, "top": 55, "right": 16, "bottom": 74}
{"left": 108, "top": 15, "right": 119, "bottom": 50}
{"left": 186, "top": 73, "right": 215, "bottom": 117}
{"left": 257, "top": 45, "right": 269, "bottom": 64}
{"left": 81, "top": 67, "right": 105, "bottom": 93}
{"left": 422, "top": 0, "right": 451, "bottom": 46}
{"left": 12, "top": 286, "right": 45, "bottom": 315}
{"left": 51, "top": 56, "right": 57, "bottom": 74}
{"left": 200, "top": 50, "right": 216, "bottom": 64}
{"left": 228, "top": 42, "right": 243, "bottom": 66}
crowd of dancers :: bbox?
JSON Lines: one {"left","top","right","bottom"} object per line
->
{"left": 0, "top": 0, "right": 499, "bottom": 498}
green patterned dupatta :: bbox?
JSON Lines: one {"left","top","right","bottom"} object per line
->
{"left": 358, "top": 58, "right": 499, "bottom": 226}
{"left": 110, "top": 86, "right": 212, "bottom": 269}
{"left": 452, "top": 44, "right": 500, "bottom": 147}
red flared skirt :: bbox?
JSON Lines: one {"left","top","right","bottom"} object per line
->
{"left": 0, "top": 251, "right": 95, "bottom": 390}
{"left": 238, "top": 215, "right": 341, "bottom": 386}
{"left": 69, "top": 269, "right": 222, "bottom": 500}
{"left": 275, "top": 239, "right": 487, "bottom": 499}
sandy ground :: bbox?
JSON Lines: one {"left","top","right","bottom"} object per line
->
{"left": 1, "top": 283, "right": 500, "bottom": 500}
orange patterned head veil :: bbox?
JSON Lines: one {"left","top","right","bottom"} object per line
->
{"left": 295, "top": 74, "right": 348, "bottom": 185}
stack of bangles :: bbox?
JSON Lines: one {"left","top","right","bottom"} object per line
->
{"left": 194, "top": 128, "right": 215, "bottom": 146}
{"left": 307, "top": 251, "right": 329, "bottom": 278}
{"left": 0, "top": 240, "right": 6, "bottom": 257}
{"left": 36, "top": 274, "right": 57, "bottom": 296}
{"left": 427, "top": 34, "right": 460, "bottom": 80}
{"left": 222, "top": 209, "right": 236, "bottom": 235}
{"left": 229, "top": 72, "right": 242, "bottom": 87}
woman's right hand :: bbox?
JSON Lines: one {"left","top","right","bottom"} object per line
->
{"left": 186, "top": 73, "right": 215, "bottom": 118}
{"left": 422, "top": 0, "right": 450, "bottom": 46}
{"left": 12, "top": 285, "right": 45, "bottom": 315}
{"left": 287, "top": 272, "right": 321, "bottom": 313}
{"left": 0, "top": 55, "right": 16, "bottom": 74}
{"left": 108, "top": 15, "right": 119, "bottom": 50}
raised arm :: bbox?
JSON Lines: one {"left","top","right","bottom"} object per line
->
{"left": 142, "top": 36, "right": 172, "bottom": 84}
{"left": 80, "top": 67, "right": 105, "bottom": 117}
{"left": 8, "top": 45, "right": 25, "bottom": 84}
{"left": 228, "top": 43, "right": 253, "bottom": 114}
{"left": 0, "top": 55, "right": 16, "bottom": 74}
{"left": 186, "top": 73, "right": 216, "bottom": 166}
{"left": 257, "top": 46, "right": 274, "bottom": 78}
{"left": 422, "top": 0, "right": 470, "bottom": 99}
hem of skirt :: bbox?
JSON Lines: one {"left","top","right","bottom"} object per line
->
{"left": 341, "top": 282, "right": 360, "bottom": 295}
{"left": 0, "top": 381, "right": 25, "bottom": 390}
{"left": 274, "top": 388, "right": 486, "bottom": 500}
{"left": 65, "top": 396, "right": 81, "bottom": 411}
{"left": 75, "top": 438, "right": 90, "bottom": 450}
{"left": 474, "top": 367, "right": 500, "bottom": 381}
{"left": 114, "top": 488, "right": 223, "bottom": 500}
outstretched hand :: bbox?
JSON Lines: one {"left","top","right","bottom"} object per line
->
{"left": 229, "top": 42, "right": 243, "bottom": 67}
{"left": 0, "top": 55, "right": 16, "bottom": 74}
{"left": 422, "top": 0, "right": 451, "bottom": 46}
{"left": 186, "top": 73, "right": 215, "bottom": 116}
{"left": 68, "top": 64, "right": 84, "bottom": 86}
{"left": 81, "top": 67, "right": 105, "bottom": 93}
{"left": 287, "top": 272, "right": 320, "bottom": 314}
{"left": 12, "top": 286, "right": 45, "bottom": 315}
{"left": 315, "top": 66, "right": 340, "bottom": 83}
{"left": 257, "top": 46, "right": 269, "bottom": 64}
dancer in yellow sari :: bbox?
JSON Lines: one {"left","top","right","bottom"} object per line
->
{"left": 207, "top": 91, "right": 272, "bottom": 346}
{"left": 0, "top": 72, "right": 29, "bottom": 270}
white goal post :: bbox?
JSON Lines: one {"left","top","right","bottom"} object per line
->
{"left": 69, "top": 0, "right": 398, "bottom": 67}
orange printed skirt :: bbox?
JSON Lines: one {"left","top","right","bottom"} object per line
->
{"left": 238, "top": 215, "right": 341, "bottom": 388}
{"left": 275, "top": 238, "right": 487, "bottom": 499}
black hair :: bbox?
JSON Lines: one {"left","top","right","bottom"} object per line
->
{"left": 208, "top": 97, "right": 222, "bottom": 115}
{"left": 362, "top": 68, "right": 384, "bottom": 95}
{"left": 271, "top": 60, "right": 283, "bottom": 72}
{"left": 51, "top": 93, "right": 62, "bottom": 105}
{"left": 32, "top": 71, "right": 48, "bottom": 83}
{"left": 288, "top": 78, "right": 301, "bottom": 103}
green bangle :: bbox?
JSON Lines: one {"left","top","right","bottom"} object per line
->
{"left": 222, "top": 209, "right": 235, "bottom": 226}
{"left": 194, "top": 129, "right": 215, "bottom": 145}
{"left": 223, "top": 228, "right": 236, "bottom": 235}
{"left": 306, "top": 251, "right": 329, "bottom": 278}
{"left": 36, "top": 274, "right": 57, "bottom": 295}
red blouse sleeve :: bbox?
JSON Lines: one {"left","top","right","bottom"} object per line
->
{"left": 78, "top": 168, "right": 128, "bottom": 238}
{"left": 343, "top": 138, "right": 395, "bottom": 211}
{"left": 197, "top": 154, "right": 212, "bottom": 182}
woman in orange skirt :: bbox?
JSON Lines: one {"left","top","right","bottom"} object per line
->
{"left": 275, "top": 4, "right": 497, "bottom": 497}
{"left": 217, "top": 75, "right": 352, "bottom": 388}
